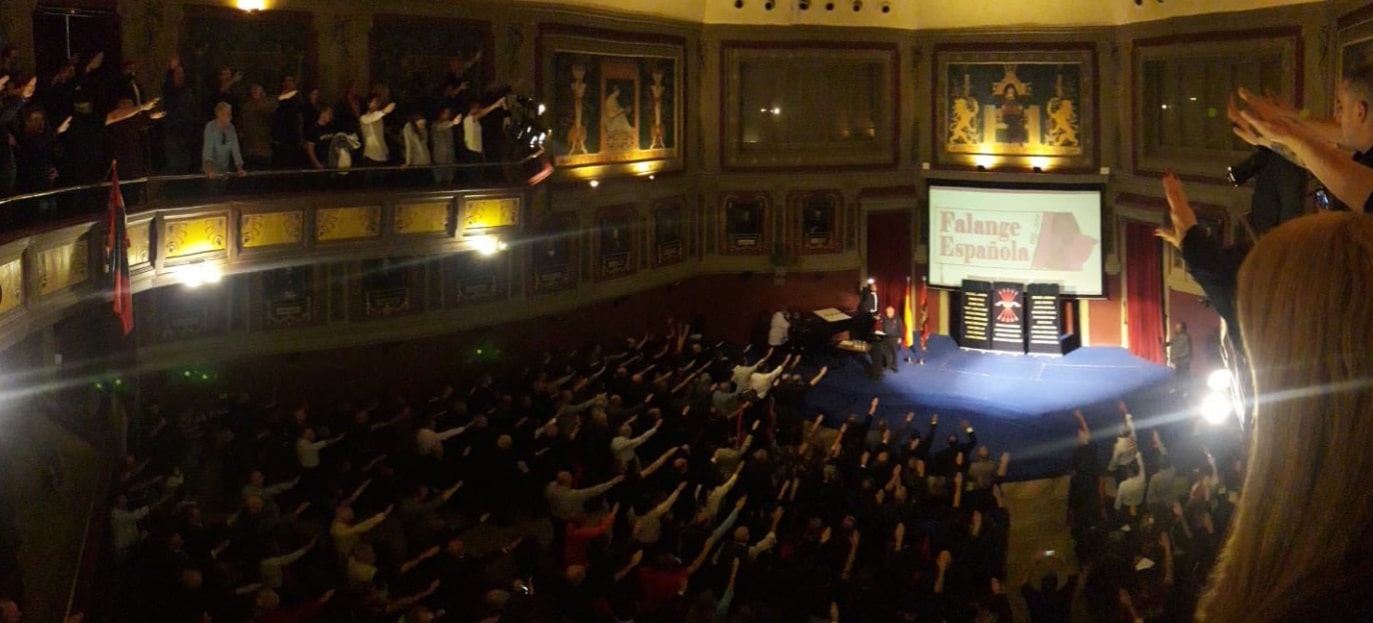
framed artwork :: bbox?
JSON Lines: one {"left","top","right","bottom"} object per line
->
{"left": 444, "top": 251, "right": 507, "bottom": 306}
{"left": 1339, "top": 7, "right": 1373, "bottom": 88}
{"left": 719, "top": 192, "right": 770, "bottom": 256}
{"left": 594, "top": 205, "right": 637, "bottom": 280}
{"left": 529, "top": 212, "right": 579, "bottom": 294}
{"left": 182, "top": 6, "right": 318, "bottom": 101}
{"left": 721, "top": 42, "right": 898, "bottom": 170}
{"left": 934, "top": 43, "right": 1097, "bottom": 171}
{"left": 1131, "top": 28, "right": 1302, "bottom": 182}
{"left": 789, "top": 190, "right": 843, "bottom": 255}
{"left": 370, "top": 15, "right": 493, "bottom": 118}
{"left": 651, "top": 196, "right": 687, "bottom": 268}
{"left": 539, "top": 27, "right": 685, "bottom": 173}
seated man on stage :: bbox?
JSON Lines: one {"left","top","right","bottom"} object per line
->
{"left": 871, "top": 305, "right": 904, "bottom": 380}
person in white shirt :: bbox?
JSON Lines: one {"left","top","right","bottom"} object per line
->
{"left": 611, "top": 420, "right": 660, "bottom": 464}
{"left": 296, "top": 428, "right": 343, "bottom": 470}
{"left": 1115, "top": 451, "right": 1147, "bottom": 517}
{"left": 768, "top": 310, "right": 792, "bottom": 348}
{"left": 401, "top": 114, "right": 430, "bottom": 169}
{"left": 748, "top": 354, "right": 794, "bottom": 399}
{"left": 109, "top": 494, "right": 152, "bottom": 557}
{"left": 731, "top": 347, "right": 773, "bottom": 389}
{"left": 359, "top": 96, "right": 395, "bottom": 165}
{"left": 460, "top": 97, "right": 506, "bottom": 182}
{"left": 416, "top": 415, "right": 468, "bottom": 458}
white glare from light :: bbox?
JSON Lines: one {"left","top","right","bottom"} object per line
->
{"left": 1200, "top": 392, "right": 1233, "bottom": 425}
{"left": 473, "top": 236, "right": 505, "bottom": 257}
{"left": 180, "top": 263, "right": 222, "bottom": 288}
{"left": 537, "top": 104, "right": 546, "bottom": 115}
{"left": 1207, "top": 369, "right": 1233, "bottom": 391}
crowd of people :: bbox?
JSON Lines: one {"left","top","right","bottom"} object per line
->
{"left": 0, "top": 45, "right": 510, "bottom": 226}
{"left": 77, "top": 319, "right": 1073, "bottom": 623}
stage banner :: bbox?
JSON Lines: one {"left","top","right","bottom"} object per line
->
{"left": 959, "top": 279, "right": 993, "bottom": 350}
{"left": 991, "top": 281, "right": 1026, "bottom": 352}
{"left": 1026, "top": 283, "right": 1063, "bottom": 354}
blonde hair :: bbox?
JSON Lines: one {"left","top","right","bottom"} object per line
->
{"left": 1197, "top": 212, "right": 1373, "bottom": 620}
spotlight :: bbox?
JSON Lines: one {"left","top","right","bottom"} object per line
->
{"left": 1199, "top": 392, "right": 1233, "bottom": 425}
{"left": 537, "top": 103, "right": 546, "bottom": 116}
{"left": 1207, "top": 369, "right": 1233, "bottom": 391}
{"left": 179, "top": 263, "right": 223, "bottom": 288}
{"left": 472, "top": 235, "right": 506, "bottom": 257}
{"left": 735, "top": 0, "right": 744, "bottom": 7}
{"left": 764, "top": 0, "right": 775, "bottom": 9}
{"left": 826, "top": 2, "right": 835, "bottom": 9}
{"left": 589, "top": 179, "right": 600, "bottom": 188}
{"left": 852, "top": 0, "right": 862, "bottom": 11}
{"left": 799, "top": 0, "right": 810, "bottom": 8}
{"left": 881, "top": 1, "right": 890, "bottom": 12}
{"left": 867, "top": 277, "right": 875, "bottom": 285}
{"left": 648, "top": 174, "right": 656, "bottom": 180}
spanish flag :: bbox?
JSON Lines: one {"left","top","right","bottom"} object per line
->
{"left": 903, "top": 276, "right": 915, "bottom": 348}
{"left": 107, "top": 163, "right": 134, "bottom": 336}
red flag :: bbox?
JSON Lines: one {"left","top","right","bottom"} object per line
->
{"left": 107, "top": 164, "right": 134, "bottom": 336}
{"left": 919, "top": 276, "right": 930, "bottom": 350}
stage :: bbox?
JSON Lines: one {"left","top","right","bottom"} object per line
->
{"left": 800, "top": 335, "right": 1177, "bottom": 481}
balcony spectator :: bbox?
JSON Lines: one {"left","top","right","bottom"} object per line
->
{"left": 160, "top": 55, "right": 198, "bottom": 174}
{"left": 271, "top": 76, "right": 305, "bottom": 170}
{"left": 359, "top": 96, "right": 395, "bottom": 166}
{"left": 208, "top": 66, "right": 243, "bottom": 122}
{"left": 202, "top": 102, "right": 244, "bottom": 189}
{"left": 430, "top": 106, "right": 457, "bottom": 186}
{"left": 114, "top": 60, "right": 145, "bottom": 108}
{"left": 14, "top": 105, "right": 69, "bottom": 220}
{"left": 238, "top": 84, "right": 275, "bottom": 169}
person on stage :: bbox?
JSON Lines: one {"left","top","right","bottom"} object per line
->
{"left": 855, "top": 279, "right": 878, "bottom": 341}
{"left": 871, "top": 305, "right": 903, "bottom": 380}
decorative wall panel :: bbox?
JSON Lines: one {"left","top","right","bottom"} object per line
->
{"left": 316, "top": 207, "right": 382, "bottom": 242}
{"left": 36, "top": 237, "right": 90, "bottom": 296}
{"left": 241, "top": 211, "right": 305, "bottom": 249}
{"left": 394, "top": 201, "right": 451, "bottom": 236}
{"left": 165, "top": 216, "right": 228, "bottom": 258}
{"left": 0, "top": 258, "right": 23, "bottom": 316}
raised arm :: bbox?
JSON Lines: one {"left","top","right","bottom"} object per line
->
{"left": 808, "top": 365, "right": 830, "bottom": 387}
{"left": 639, "top": 446, "right": 680, "bottom": 479}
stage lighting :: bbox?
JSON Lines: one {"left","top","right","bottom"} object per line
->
{"left": 881, "top": 2, "right": 890, "bottom": 12}
{"left": 799, "top": 0, "right": 811, "bottom": 9}
{"left": 852, "top": 0, "right": 862, "bottom": 11}
{"left": 765, "top": 0, "right": 775, "bottom": 9}
{"left": 1207, "top": 369, "right": 1233, "bottom": 391}
{"left": 472, "top": 235, "right": 507, "bottom": 257}
{"left": 589, "top": 179, "right": 600, "bottom": 188}
{"left": 1199, "top": 392, "right": 1233, "bottom": 425}
{"left": 179, "top": 263, "right": 223, "bottom": 288}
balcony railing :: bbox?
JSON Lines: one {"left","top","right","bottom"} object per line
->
{"left": 0, "top": 155, "right": 553, "bottom": 241}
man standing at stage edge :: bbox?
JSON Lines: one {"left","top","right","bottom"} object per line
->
{"left": 1164, "top": 321, "right": 1191, "bottom": 377}
{"left": 872, "top": 305, "right": 903, "bottom": 380}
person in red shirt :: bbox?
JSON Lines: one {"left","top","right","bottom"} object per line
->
{"left": 564, "top": 503, "right": 620, "bottom": 568}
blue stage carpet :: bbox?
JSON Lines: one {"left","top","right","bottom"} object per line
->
{"left": 800, "top": 335, "right": 1175, "bottom": 481}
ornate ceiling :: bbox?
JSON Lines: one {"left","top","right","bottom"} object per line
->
{"left": 516, "top": 0, "right": 1319, "bottom": 29}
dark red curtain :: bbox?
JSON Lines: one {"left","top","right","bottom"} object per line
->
{"left": 866, "top": 211, "right": 913, "bottom": 316}
{"left": 1124, "top": 221, "right": 1165, "bottom": 363}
